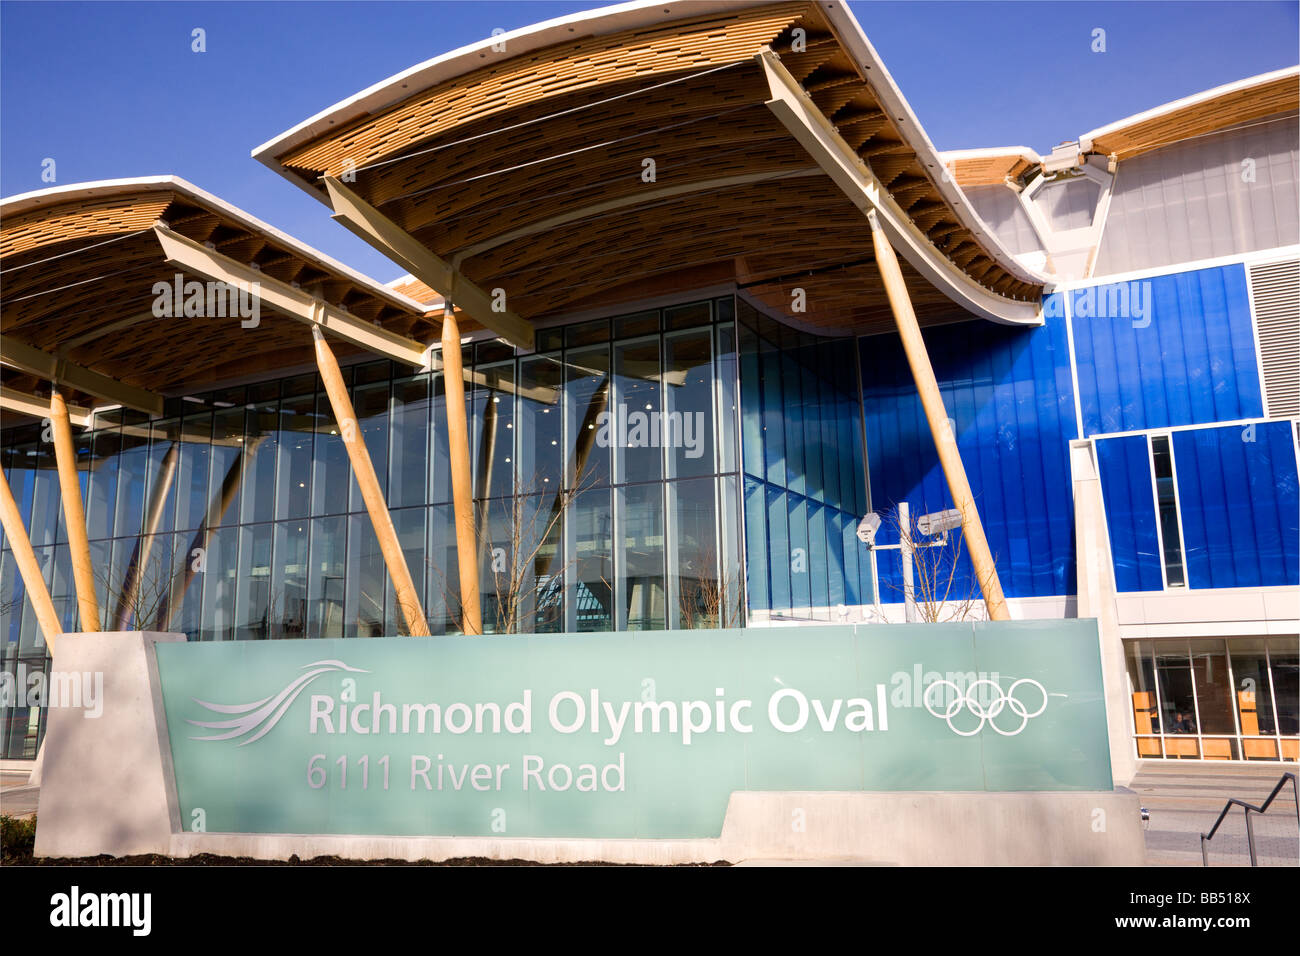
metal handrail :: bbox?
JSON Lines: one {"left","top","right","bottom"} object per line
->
{"left": 1200, "top": 772, "right": 1299, "bottom": 866}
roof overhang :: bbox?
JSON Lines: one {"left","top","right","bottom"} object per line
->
{"left": 1, "top": 176, "right": 431, "bottom": 420}
{"left": 1080, "top": 65, "right": 1299, "bottom": 159}
{"left": 254, "top": 0, "right": 1049, "bottom": 337}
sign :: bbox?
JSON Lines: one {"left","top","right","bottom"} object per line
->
{"left": 154, "top": 621, "right": 1112, "bottom": 839}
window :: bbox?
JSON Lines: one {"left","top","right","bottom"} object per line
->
{"left": 1149, "top": 434, "right": 1186, "bottom": 587}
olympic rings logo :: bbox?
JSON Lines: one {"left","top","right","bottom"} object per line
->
{"left": 922, "top": 678, "right": 1048, "bottom": 737}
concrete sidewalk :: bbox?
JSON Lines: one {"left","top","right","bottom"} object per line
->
{"left": 1133, "top": 763, "right": 1298, "bottom": 866}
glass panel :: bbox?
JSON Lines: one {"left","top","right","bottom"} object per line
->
{"left": 346, "top": 514, "right": 385, "bottom": 637}
{"left": 1154, "top": 640, "right": 1198, "bottom": 752}
{"left": 613, "top": 337, "right": 663, "bottom": 485}
{"left": 474, "top": 362, "right": 516, "bottom": 499}
{"left": 209, "top": 408, "right": 245, "bottom": 527}
{"left": 386, "top": 507, "right": 426, "bottom": 636}
{"left": 716, "top": 322, "right": 738, "bottom": 476}
{"left": 664, "top": 329, "right": 714, "bottom": 480}
{"left": 389, "top": 375, "right": 430, "bottom": 510}
{"left": 1229, "top": 638, "right": 1277, "bottom": 749}
{"left": 664, "top": 300, "right": 710, "bottom": 330}
{"left": 308, "top": 515, "right": 347, "bottom": 639}
{"left": 718, "top": 474, "right": 742, "bottom": 628}
{"left": 427, "top": 504, "right": 460, "bottom": 635}
{"left": 743, "top": 476, "right": 768, "bottom": 613}
{"left": 788, "top": 494, "right": 810, "bottom": 609}
{"left": 1151, "top": 435, "right": 1185, "bottom": 587}
{"left": 782, "top": 351, "right": 805, "bottom": 496}
{"left": 617, "top": 483, "right": 664, "bottom": 631}
{"left": 761, "top": 347, "right": 786, "bottom": 487}
{"left": 241, "top": 400, "right": 279, "bottom": 525}
{"left": 167, "top": 531, "right": 203, "bottom": 640}
{"left": 85, "top": 428, "right": 121, "bottom": 540}
{"left": 234, "top": 523, "right": 273, "bottom": 640}
{"left": 276, "top": 392, "right": 315, "bottom": 520}
{"left": 145, "top": 419, "right": 181, "bottom": 538}
{"left": 808, "top": 503, "right": 829, "bottom": 612}
{"left": 114, "top": 426, "right": 151, "bottom": 541}
{"left": 272, "top": 521, "right": 309, "bottom": 638}
{"left": 565, "top": 345, "right": 611, "bottom": 490}
{"left": 1189, "top": 638, "right": 1236, "bottom": 736}
{"left": 739, "top": 324, "right": 765, "bottom": 480}
{"left": 174, "top": 413, "right": 212, "bottom": 533}
{"left": 565, "top": 318, "right": 608, "bottom": 347}
{"left": 1268, "top": 637, "right": 1299, "bottom": 739}
{"left": 517, "top": 355, "right": 564, "bottom": 493}
{"left": 671, "top": 477, "right": 718, "bottom": 629}
{"left": 430, "top": 371, "right": 453, "bottom": 505}
{"left": 349, "top": 383, "right": 390, "bottom": 512}
{"left": 1126, "top": 641, "right": 1165, "bottom": 757}
{"left": 199, "top": 526, "right": 237, "bottom": 642}
{"left": 766, "top": 485, "right": 790, "bottom": 611}
{"left": 615, "top": 310, "right": 659, "bottom": 338}
{"left": 312, "top": 391, "right": 349, "bottom": 516}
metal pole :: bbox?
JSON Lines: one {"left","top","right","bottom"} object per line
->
{"left": 1244, "top": 809, "right": 1258, "bottom": 866}
{"left": 899, "top": 501, "right": 917, "bottom": 623}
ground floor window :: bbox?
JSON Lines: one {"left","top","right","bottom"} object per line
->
{"left": 1127, "top": 636, "right": 1298, "bottom": 760}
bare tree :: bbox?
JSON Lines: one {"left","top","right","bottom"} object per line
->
{"left": 678, "top": 544, "right": 745, "bottom": 629}
{"left": 879, "top": 505, "right": 988, "bottom": 623}
{"left": 428, "top": 470, "right": 599, "bottom": 635}
{"left": 96, "top": 536, "right": 175, "bottom": 632}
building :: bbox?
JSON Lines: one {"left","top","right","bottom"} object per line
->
{"left": 2, "top": 0, "right": 1296, "bottom": 787}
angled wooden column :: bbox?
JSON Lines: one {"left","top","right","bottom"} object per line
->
{"left": 49, "top": 389, "right": 99, "bottom": 632}
{"left": 0, "top": 467, "right": 62, "bottom": 647}
{"left": 312, "top": 325, "right": 431, "bottom": 637}
{"left": 440, "top": 306, "right": 483, "bottom": 635}
{"left": 867, "top": 209, "right": 1010, "bottom": 621}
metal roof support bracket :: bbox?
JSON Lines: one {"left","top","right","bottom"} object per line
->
{"left": 153, "top": 224, "right": 430, "bottom": 367}
{"left": 322, "top": 176, "right": 535, "bottom": 351}
{"left": 755, "top": 48, "right": 1042, "bottom": 327}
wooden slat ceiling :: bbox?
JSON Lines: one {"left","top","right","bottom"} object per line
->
{"left": 274, "top": 1, "right": 1043, "bottom": 336}
{"left": 0, "top": 186, "right": 430, "bottom": 409}
{"left": 1089, "top": 73, "right": 1299, "bottom": 160}
{"left": 947, "top": 153, "right": 1037, "bottom": 188}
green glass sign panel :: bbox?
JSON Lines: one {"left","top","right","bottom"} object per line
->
{"left": 154, "top": 621, "right": 1113, "bottom": 838}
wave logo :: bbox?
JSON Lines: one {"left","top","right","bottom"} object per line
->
{"left": 922, "top": 677, "right": 1049, "bottom": 737}
{"left": 187, "top": 659, "right": 368, "bottom": 745}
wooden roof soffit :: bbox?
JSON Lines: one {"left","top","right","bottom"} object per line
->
{"left": 756, "top": 49, "right": 1042, "bottom": 327}
{"left": 151, "top": 223, "right": 433, "bottom": 367}
{"left": 322, "top": 176, "right": 534, "bottom": 351}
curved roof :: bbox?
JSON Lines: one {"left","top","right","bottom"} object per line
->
{"left": 1, "top": 176, "right": 429, "bottom": 414}
{"left": 1080, "top": 65, "right": 1299, "bottom": 159}
{"left": 255, "top": 0, "right": 1048, "bottom": 336}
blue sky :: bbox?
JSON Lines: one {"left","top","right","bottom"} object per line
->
{"left": 2, "top": 0, "right": 1297, "bottom": 281}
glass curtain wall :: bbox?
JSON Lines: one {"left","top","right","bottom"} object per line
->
{"left": 1126, "top": 637, "right": 1299, "bottom": 761}
{"left": 0, "top": 297, "right": 741, "bottom": 755}
{"left": 737, "top": 298, "right": 872, "bottom": 619}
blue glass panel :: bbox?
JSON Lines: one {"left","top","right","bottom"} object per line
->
{"left": 765, "top": 485, "right": 790, "bottom": 611}
{"left": 1173, "top": 421, "right": 1300, "bottom": 589}
{"left": 787, "top": 493, "right": 810, "bottom": 609}
{"left": 743, "top": 476, "right": 769, "bottom": 612}
{"left": 1095, "top": 435, "right": 1164, "bottom": 592}
{"left": 1071, "top": 264, "right": 1263, "bottom": 437}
